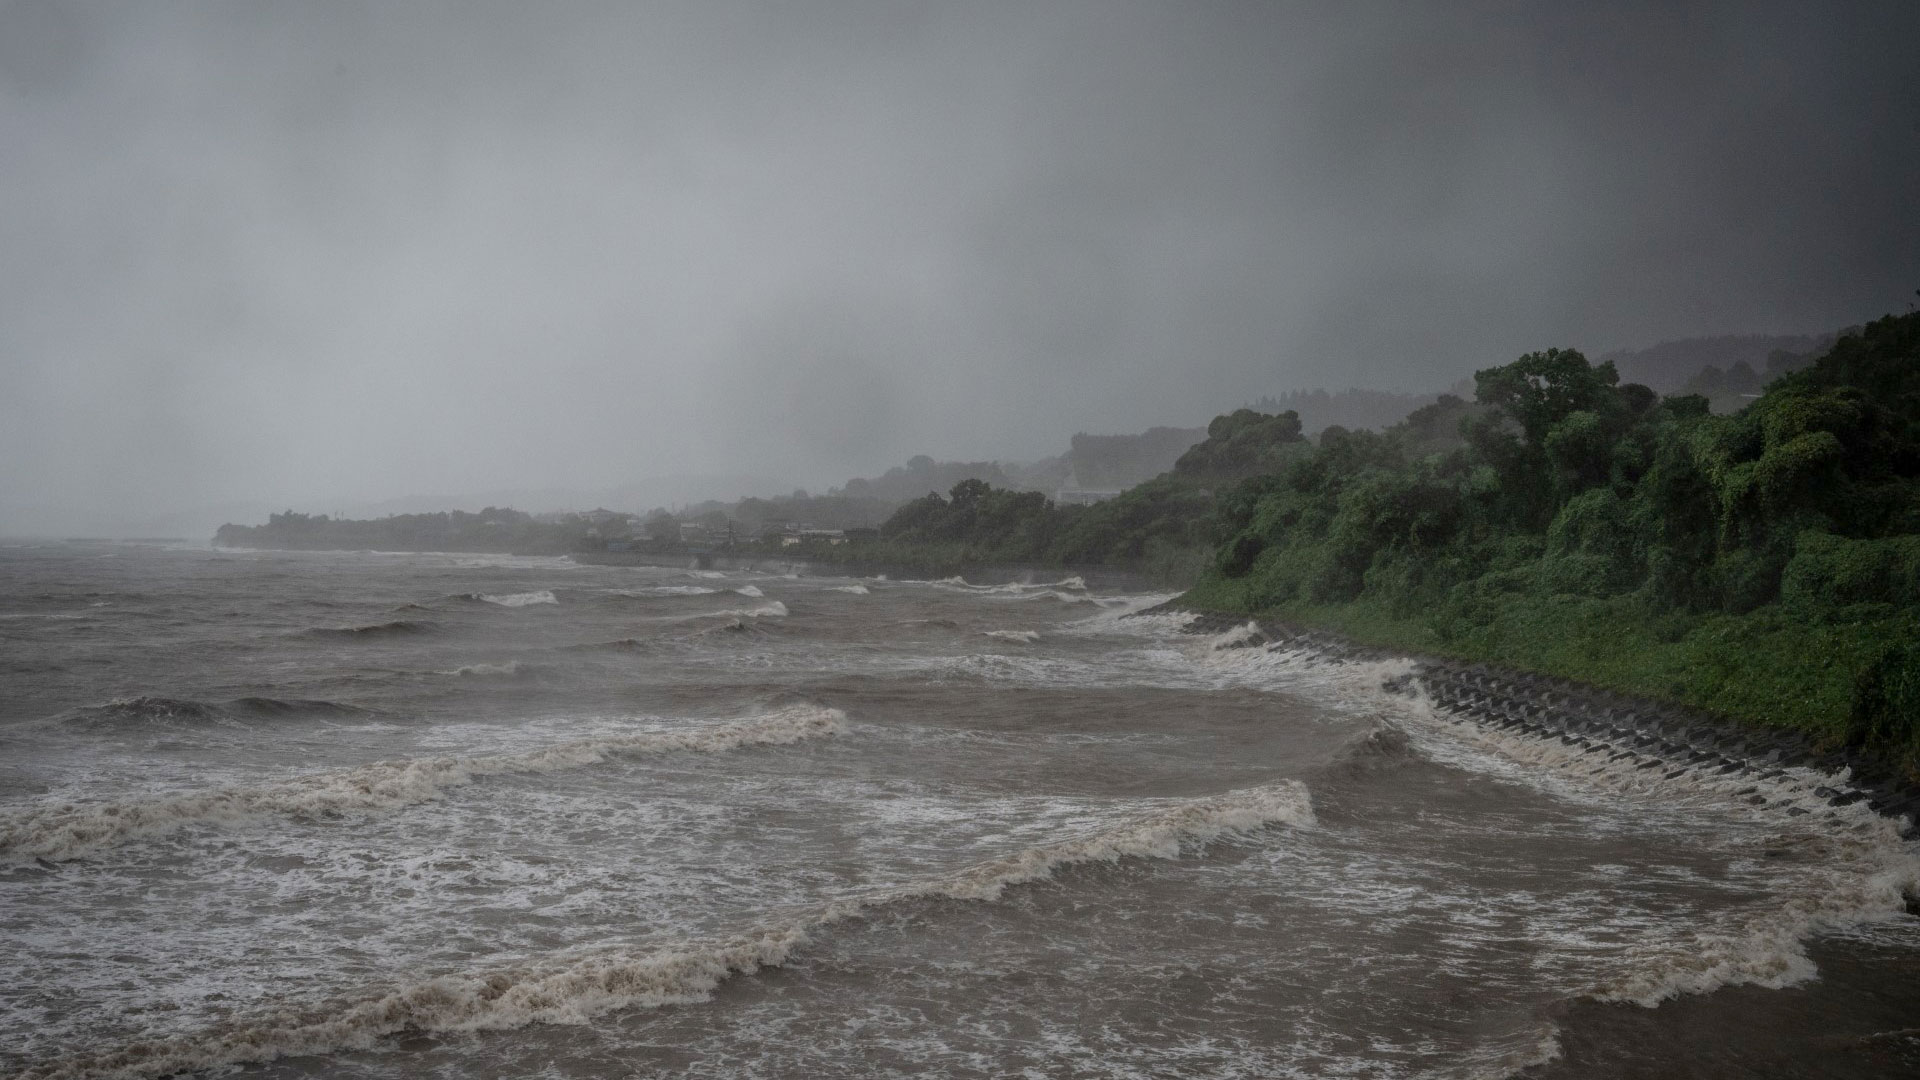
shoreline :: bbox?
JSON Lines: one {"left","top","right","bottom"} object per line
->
{"left": 570, "top": 548, "right": 1183, "bottom": 593}
{"left": 1164, "top": 608, "right": 1920, "bottom": 841}
{"left": 209, "top": 539, "right": 1920, "bottom": 828}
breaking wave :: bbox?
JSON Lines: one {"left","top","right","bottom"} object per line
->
{"left": 1, "top": 705, "right": 848, "bottom": 862}
{"left": 302, "top": 619, "right": 439, "bottom": 639}
{"left": 226, "top": 697, "right": 373, "bottom": 719}
{"left": 713, "top": 601, "right": 788, "bottom": 619}
{"left": 55, "top": 696, "right": 369, "bottom": 731}
{"left": 928, "top": 575, "right": 1089, "bottom": 595}
{"left": 733, "top": 585, "right": 765, "bottom": 597}
{"left": 55, "top": 696, "right": 226, "bottom": 729}
{"left": 983, "top": 629, "right": 1040, "bottom": 643}
{"left": 1318, "top": 724, "right": 1418, "bottom": 782}
{"left": 1395, "top": 695, "right": 1920, "bottom": 1007}
{"left": 19, "top": 781, "right": 1312, "bottom": 1079}
{"left": 443, "top": 661, "right": 542, "bottom": 679}
{"left": 479, "top": 590, "right": 558, "bottom": 607}
{"left": 561, "top": 638, "right": 650, "bottom": 653}
{"left": 1017, "top": 590, "right": 1128, "bottom": 606}
{"left": 1171, "top": 626, "right": 1920, "bottom": 1011}
{"left": 830, "top": 584, "right": 870, "bottom": 594}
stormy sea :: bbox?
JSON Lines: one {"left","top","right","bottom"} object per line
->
{"left": 3, "top": 541, "right": 1917, "bottom": 1079}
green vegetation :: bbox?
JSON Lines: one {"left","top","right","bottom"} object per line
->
{"left": 1598, "top": 331, "right": 1830, "bottom": 394}
{"left": 216, "top": 311, "right": 1920, "bottom": 772}
{"left": 1066, "top": 427, "right": 1206, "bottom": 489}
{"left": 799, "top": 473, "right": 1221, "bottom": 583}
{"left": 215, "top": 508, "right": 629, "bottom": 554}
{"left": 1184, "top": 312, "right": 1920, "bottom": 775}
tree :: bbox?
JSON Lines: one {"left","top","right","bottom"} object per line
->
{"left": 1474, "top": 348, "right": 1620, "bottom": 446}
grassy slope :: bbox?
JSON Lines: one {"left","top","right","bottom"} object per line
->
{"left": 1182, "top": 575, "right": 1915, "bottom": 749}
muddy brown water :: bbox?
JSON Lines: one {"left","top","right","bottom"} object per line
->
{"left": 2, "top": 542, "right": 1915, "bottom": 1078}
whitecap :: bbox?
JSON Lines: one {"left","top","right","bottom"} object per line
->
{"left": 1, "top": 705, "right": 847, "bottom": 861}
{"left": 479, "top": 590, "right": 558, "bottom": 607}
{"left": 23, "top": 781, "right": 1312, "bottom": 1079}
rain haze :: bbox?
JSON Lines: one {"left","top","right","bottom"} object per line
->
{"left": 2, "top": 0, "right": 1917, "bottom": 536}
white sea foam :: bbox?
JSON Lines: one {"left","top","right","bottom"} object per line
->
{"left": 626, "top": 585, "right": 719, "bottom": 596}
{"left": 733, "top": 585, "right": 765, "bottom": 597}
{"left": 927, "top": 575, "right": 1091, "bottom": 596}
{"left": 984, "top": 630, "right": 1040, "bottom": 643}
{"left": 448, "top": 555, "right": 578, "bottom": 570}
{"left": 715, "top": 601, "right": 787, "bottom": 618}
{"left": 1390, "top": 688, "right": 1920, "bottom": 1007}
{"left": 479, "top": 590, "right": 558, "bottom": 607}
{"left": 1207, "top": 620, "right": 1263, "bottom": 649}
{"left": 1591, "top": 853, "right": 1918, "bottom": 1006}
{"left": 19, "top": 782, "right": 1312, "bottom": 1080}
{"left": 1016, "top": 589, "right": 1106, "bottom": 604}
{"left": 0, "top": 705, "right": 847, "bottom": 862}
{"left": 1165, "top": 629, "right": 1920, "bottom": 1011}
{"left": 1053, "top": 601, "right": 1191, "bottom": 637}
{"left": 831, "top": 584, "right": 870, "bottom": 594}
{"left": 446, "top": 661, "right": 523, "bottom": 678}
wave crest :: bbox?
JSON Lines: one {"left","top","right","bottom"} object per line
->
{"left": 2, "top": 705, "right": 848, "bottom": 862}
{"left": 19, "top": 781, "right": 1310, "bottom": 1079}
{"left": 713, "top": 601, "right": 787, "bottom": 619}
{"left": 444, "top": 661, "right": 537, "bottom": 679}
{"left": 58, "top": 696, "right": 225, "bottom": 729}
{"left": 57, "top": 696, "right": 369, "bottom": 731}
{"left": 479, "top": 590, "right": 558, "bottom": 607}
{"left": 303, "top": 619, "right": 440, "bottom": 639}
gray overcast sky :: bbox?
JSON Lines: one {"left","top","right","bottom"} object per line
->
{"left": 3, "top": 1, "right": 1917, "bottom": 533}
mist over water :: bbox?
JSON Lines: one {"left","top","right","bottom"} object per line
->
{"left": 3, "top": 543, "right": 1916, "bottom": 1078}
{"left": 4, "top": 3, "right": 1919, "bottom": 535}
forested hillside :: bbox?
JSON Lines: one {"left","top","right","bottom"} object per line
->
{"left": 1187, "top": 312, "right": 1919, "bottom": 771}
{"left": 826, "top": 311, "right": 1919, "bottom": 773}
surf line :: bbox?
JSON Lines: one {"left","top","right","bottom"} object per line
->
{"left": 18, "top": 781, "right": 1314, "bottom": 1080}
{"left": 1, "top": 705, "right": 847, "bottom": 862}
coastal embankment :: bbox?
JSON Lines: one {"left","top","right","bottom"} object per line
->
{"left": 1169, "top": 609, "right": 1920, "bottom": 838}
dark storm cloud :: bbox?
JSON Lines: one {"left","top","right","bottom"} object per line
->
{"left": 2, "top": 0, "right": 1916, "bottom": 534}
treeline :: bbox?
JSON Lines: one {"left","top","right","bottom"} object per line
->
{"left": 826, "top": 312, "right": 1919, "bottom": 771}
{"left": 664, "top": 427, "right": 1207, "bottom": 535}
{"left": 805, "top": 408, "right": 1322, "bottom": 579}
{"left": 827, "top": 392, "right": 1484, "bottom": 579}
{"left": 1249, "top": 387, "right": 1445, "bottom": 435}
{"left": 214, "top": 508, "right": 612, "bottom": 554}
{"left": 1599, "top": 332, "right": 1830, "bottom": 394}
{"left": 1184, "top": 312, "right": 1919, "bottom": 772}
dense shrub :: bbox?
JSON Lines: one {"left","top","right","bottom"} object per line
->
{"left": 1848, "top": 644, "right": 1920, "bottom": 768}
{"left": 1781, "top": 531, "right": 1920, "bottom": 608}
{"left": 1185, "top": 310, "right": 1920, "bottom": 765}
{"left": 853, "top": 312, "right": 1920, "bottom": 764}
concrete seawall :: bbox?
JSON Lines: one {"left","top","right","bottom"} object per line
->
{"left": 1175, "top": 611, "right": 1920, "bottom": 840}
